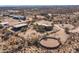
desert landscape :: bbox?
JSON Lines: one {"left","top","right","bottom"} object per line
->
{"left": 0, "top": 5, "right": 79, "bottom": 53}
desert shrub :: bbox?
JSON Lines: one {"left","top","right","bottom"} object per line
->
{"left": 0, "top": 24, "right": 3, "bottom": 29}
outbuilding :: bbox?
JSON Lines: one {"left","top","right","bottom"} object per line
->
{"left": 10, "top": 15, "right": 26, "bottom": 20}
{"left": 13, "top": 15, "right": 26, "bottom": 20}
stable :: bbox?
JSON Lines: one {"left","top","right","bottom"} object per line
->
{"left": 34, "top": 20, "right": 53, "bottom": 32}
{"left": 12, "top": 23, "right": 28, "bottom": 32}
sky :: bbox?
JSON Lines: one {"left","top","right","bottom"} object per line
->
{"left": 0, "top": 0, "right": 79, "bottom": 5}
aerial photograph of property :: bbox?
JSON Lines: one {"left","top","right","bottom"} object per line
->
{"left": 0, "top": 5, "right": 79, "bottom": 53}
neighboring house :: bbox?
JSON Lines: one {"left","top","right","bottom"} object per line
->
{"left": 12, "top": 15, "right": 26, "bottom": 20}
{"left": 0, "top": 22, "right": 9, "bottom": 26}
{"left": 0, "top": 22, "right": 9, "bottom": 28}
